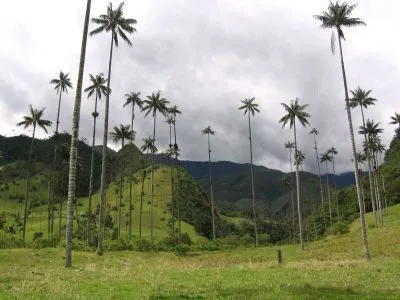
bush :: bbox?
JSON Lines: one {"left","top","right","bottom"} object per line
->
{"left": 33, "top": 232, "right": 44, "bottom": 240}
{"left": 174, "top": 244, "right": 191, "bottom": 256}
{"left": 32, "top": 236, "right": 60, "bottom": 249}
{"left": 0, "top": 231, "right": 24, "bottom": 249}
{"left": 220, "top": 234, "right": 241, "bottom": 247}
{"left": 134, "top": 239, "right": 157, "bottom": 252}
{"left": 258, "top": 233, "right": 271, "bottom": 246}
{"left": 59, "top": 238, "right": 92, "bottom": 251}
{"left": 104, "top": 238, "right": 134, "bottom": 251}
{"left": 239, "top": 233, "right": 254, "bottom": 246}
{"left": 327, "top": 222, "right": 350, "bottom": 236}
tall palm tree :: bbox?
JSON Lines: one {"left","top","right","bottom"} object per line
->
{"left": 84, "top": 73, "right": 110, "bottom": 246}
{"left": 356, "top": 151, "right": 367, "bottom": 213}
{"left": 17, "top": 105, "right": 52, "bottom": 240}
{"left": 375, "top": 140, "right": 388, "bottom": 215}
{"left": 314, "top": 1, "right": 370, "bottom": 261}
{"left": 239, "top": 97, "right": 260, "bottom": 246}
{"left": 350, "top": 87, "right": 377, "bottom": 226}
{"left": 142, "top": 92, "right": 169, "bottom": 240}
{"left": 110, "top": 124, "right": 135, "bottom": 238}
{"left": 139, "top": 137, "right": 157, "bottom": 238}
{"left": 50, "top": 71, "right": 73, "bottom": 134}
{"left": 294, "top": 150, "right": 305, "bottom": 172}
{"left": 389, "top": 113, "right": 400, "bottom": 130}
{"left": 327, "top": 146, "right": 340, "bottom": 220}
{"left": 91, "top": 1, "right": 137, "bottom": 256}
{"left": 202, "top": 126, "right": 216, "bottom": 240}
{"left": 168, "top": 105, "right": 182, "bottom": 239}
{"left": 65, "top": 0, "right": 91, "bottom": 268}
{"left": 279, "top": 98, "right": 310, "bottom": 250}
{"left": 284, "top": 141, "right": 296, "bottom": 243}
{"left": 310, "top": 128, "right": 326, "bottom": 228}
{"left": 165, "top": 116, "right": 176, "bottom": 235}
{"left": 123, "top": 92, "right": 143, "bottom": 240}
{"left": 321, "top": 151, "right": 333, "bottom": 227}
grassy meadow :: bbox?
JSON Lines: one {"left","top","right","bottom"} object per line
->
{"left": 1, "top": 205, "right": 400, "bottom": 299}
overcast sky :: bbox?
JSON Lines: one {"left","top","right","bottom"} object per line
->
{"left": 0, "top": 0, "right": 398, "bottom": 174}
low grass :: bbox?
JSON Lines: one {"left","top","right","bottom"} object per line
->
{"left": 1, "top": 205, "right": 400, "bottom": 299}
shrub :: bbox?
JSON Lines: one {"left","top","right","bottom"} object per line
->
{"left": 239, "top": 233, "right": 254, "bottom": 246}
{"left": 134, "top": 239, "right": 157, "bottom": 252}
{"left": 258, "top": 233, "right": 271, "bottom": 246}
{"left": 32, "top": 236, "right": 60, "bottom": 249}
{"left": 104, "top": 238, "right": 134, "bottom": 251}
{"left": 33, "top": 232, "right": 44, "bottom": 240}
{"left": 0, "top": 231, "right": 24, "bottom": 249}
{"left": 220, "top": 234, "right": 241, "bottom": 247}
{"left": 327, "top": 222, "right": 350, "bottom": 236}
{"left": 174, "top": 244, "right": 191, "bottom": 256}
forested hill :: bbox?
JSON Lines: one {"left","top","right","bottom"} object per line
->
{"left": 382, "top": 129, "right": 400, "bottom": 204}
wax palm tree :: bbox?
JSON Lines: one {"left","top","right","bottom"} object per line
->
{"left": 314, "top": 1, "right": 370, "bottom": 261}
{"left": 294, "top": 150, "right": 305, "bottom": 172}
{"left": 320, "top": 151, "right": 333, "bottom": 227}
{"left": 123, "top": 92, "right": 143, "bottom": 240}
{"left": 168, "top": 105, "right": 182, "bottom": 239}
{"left": 139, "top": 137, "right": 157, "bottom": 238}
{"left": 350, "top": 87, "right": 377, "bottom": 226}
{"left": 202, "top": 126, "right": 216, "bottom": 240}
{"left": 165, "top": 116, "right": 176, "bottom": 234}
{"left": 356, "top": 151, "right": 367, "bottom": 213}
{"left": 65, "top": 0, "right": 91, "bottom": 268}
{"left": 142, "top": 91, "right": 169, "bottom": 240}
{"left": 327, "top": 146, "right": 340, "bottom": 220}
{"left": 91, "top": 1, "right": 137, "bottom": 256}
{"left": 375, "top": 140, "right": 388, "bottom": 215}
{"left": 17, "top": 105, "right": 52, "bottom": 240}
{"left": 284, "top": 141, "right": 296, "bottom": 243}
{"left": 310, "top": 128, "right": 326, "bottom": 228}
{"left": 279, "top": 98, "right": 310, "bottom": 250}
{"left": 110, "top": 124, "right": 135, "bottom": 238}
{"left": 84, "top": 73, "right": 110, "bottom": 246}
{"left": 239, "top": 97, "right": 260, "bottom": 246}
{"left": 389, "top": 113, "right": 400, "bottom": 130}
{"left": 50, "top": 71, "right": 73, "bottom": 134}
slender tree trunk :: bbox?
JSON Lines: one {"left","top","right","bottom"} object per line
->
{"left": 172, "top": 118, "right": 181, "bottom": 240}
{"left": 55, "top": 92, "right": 62, "bottom": 134}
{"left": 337, "top": 31, "right": 371, "bottom": 261}
{"left": 293, "top": 121, "right": 303, "bottom": 250}
{"left": 169, "top": 124, "right": 175, "bottom": 236}
{"left": 118, "top": 139, "right": 125, "bottom": 238}
{"left": 87, "top": 94, "right": 98, "bottom": 246}
{"left": 97, "top": 33, "right": 114, "bottom": 256}
{"left": 331, "top": 155, "right": 340, "bottom": 221}
{"left": 359, "top": 165, "right": 366, "bottom": 214}
{"left": 372, "top": 152, "right": 383, "bottom": 225}
{"left": 22, "top": 125, "right": 36, "bottom": 240}
{"left": 360, "top": 107, "right": 377, "bottom": 226}
{"left": 288, "top": 147, "right": 296, "bottom": 243}
{"left": 325, "top": 162, "right": 332, "bottom": 227}
{"left": 128, "top": 103, "right": 135, "bottom": 240}
{"left": 150, "top": 113, "right": 157, "bottom": 240}
{"left": 313, "top": 134, "right": 326, "bottom": 228}
{"left": 139, "top": 169, "right": 145, "bottom": 239}
{"left": 379, "top": 153, "right": 388, "bottom": 215}
{"left": 65, "top": 0, "right": 91, "bottom": 267}
{"left": 58, "top": 168, "right": 65, "bottom": 238}
{"left": 247, "top": 113, "right": 258, "bottom": 246}
{"left": 207, "top": 134, "right": 216, "bottom": 240}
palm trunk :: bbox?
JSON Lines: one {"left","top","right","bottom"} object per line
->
{"left": 47, "top": 180, "right": 51, "bottom": 236}
{"left": 22, "top": 125, "right": 36, "bottom": 240}
{"left": 128, "top": 104, "right": 135, "bottom": 240}
{"left": 337, "top": 31, "right": 371, "bottom": 261}
{"left": 378, "top": 153, "right": 388, "bottom": 215}
{"left": 331, "top": 155, "right": 340, "bottom": 221}
{"left": 150, "top": 113, "right": 156, "bottom": 240}
{"left": 247, "top": 113, "right": 258, "bottom": 246}
{"left": 118, "top": 138, "right": 125, "bottom": 238}
{"left": 372, "top": 152, "right": 383, "bottom": 225}
{"left": 87, "top": 94, "right": 98, "bottom": 246}
{"left": 139, "top": 169, "right": 145, "bottom": 239}
{"left": 97, "top": 32, "right": 114, "bottom": 256}
{"left": 360, "top": 107, "right": 377, "bottom": 226}
{"left": 58, "top": 167, "right": 65, "bottom": 238}
{"left": 293, "top": 121, "right": 303, "bottom": 250}
{"left": 173, "top": 119, "right": 181, "bottom": 241}
{"left": 325, "top": 162, "right": 332, "bottom": 227}
{"left": 55, "top": 92, "right": 62, "bottom": 134}
{"left": 289, "top": 147, "right": 296, "bottom": 243}
{"left": 207, "top": 133, "right": 216, "bottom": 240}
{"left": 65, "top": 0, "right": 91, "bottom": 268}
{"left": 169, "top": 124, "right": 175, "bottom": 236}
{"left": 313, "top": 134, "right": 326, "bottom": 228}
{"left": 359, "top": 165, "right": 366, "bottom": 214}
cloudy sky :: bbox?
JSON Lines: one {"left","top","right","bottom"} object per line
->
{"left": 0, "top": 0, "right": 398, "bottom": 174}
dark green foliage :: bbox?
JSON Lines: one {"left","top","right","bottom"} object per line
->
{"left": 327, "top": 222, "right": 350, "bottom": 236}
{"left": 32, "top": 236, "right": 60, "bottom": 249}
{"left": 382, "top": 129, "right": 400, "bottom": 204}
{"left": 0, "top": 231, "right": 24, "bottom": 249}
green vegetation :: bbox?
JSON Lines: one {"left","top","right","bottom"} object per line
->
{"left": 1, "top": 205, "right": 400, "bottom": 298}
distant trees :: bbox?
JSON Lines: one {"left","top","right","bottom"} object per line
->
{"left": 320, "top": 151, "right": 333, "bottom": 227}
{"left": 279, "top": 98, "right": 310, "bottom": 250}
{"left": 314, "top": 0, "right": 370, "bottom": 261}
{"left": 389, "top": 113, "right": 400, "bottom": 130}
{"left": 327, "top": 146, "right": 339, "bottom": 219}
{"left": 17, "top": 105, "right": 52, "bottom": 240}
{"left": 202, "top": 126, "right": 216, "bottom": 240}
{"left": 90, "top": 1, "right": 137, "bottom": 256}
{"left": 239, "top": 97, "right": 260, "bottom": 246}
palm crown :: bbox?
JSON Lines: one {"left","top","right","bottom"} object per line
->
{"left": 49, "top": 71, "right": 73, "bottom": 95}
{"left": 140, "top": 136, "right": 157, "bottom": 153}
{"left": 124, "top": 92, "right": 143, "bottom": 110}
{"left": 284, "top": 141, "right": 294, "bottom": 149}
{"left": 142, "top": 91, "right": 170, "bottom": 117}
{"left": 110, "top": 124, "right": 135, "bottom": 144}
{"left": 279, "top": 99, "right": 310, "bottom": 129}
{"left": 359, "top": 120, "right": 383, "bottom": 137}
{"left": 328, "top": 146, "right": 338, "bottom": 156}
{"left": 84, "top": 73, "right": 110, "bottom": 99}
{"left": 238, "top": 97, "right": 259, "bottom": 116}
{"left": 310, "top": 128, "right": 319, "bottom": 135}
{"left": 202, "top": 126, "right": 216, "bottom": 136}
{"left": 90, "top": 2, "right": 137, "bottom": 47}
{"left": 349, "top": 87, "right": 376, "bottom": 109}
{"left": 165, "top": 116, "right": 175, "bottom": 125}
{"left": 168, "top": 105, "right": 182, "bottom": 118}
{"left": 320, "top": 152, "right": 332, "bottom": 163}
{"left": 17, "top": 105, "right": 52, "bottom": 133}
{"left": 389, "top": 113, "right": 400, "bottom": 127}
{"left": 314, "top": 1, "right": 366, "bottom": 53}
{"left": 294, "top": 150, "right": 305, "bottom": 166}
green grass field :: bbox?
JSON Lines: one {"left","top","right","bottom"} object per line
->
{"left": 1, "top": 205, "right": 400, "bottom": 299}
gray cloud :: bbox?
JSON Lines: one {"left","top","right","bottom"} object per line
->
{"left": 0, "top": 0, "right": 398, "bottom": 175}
